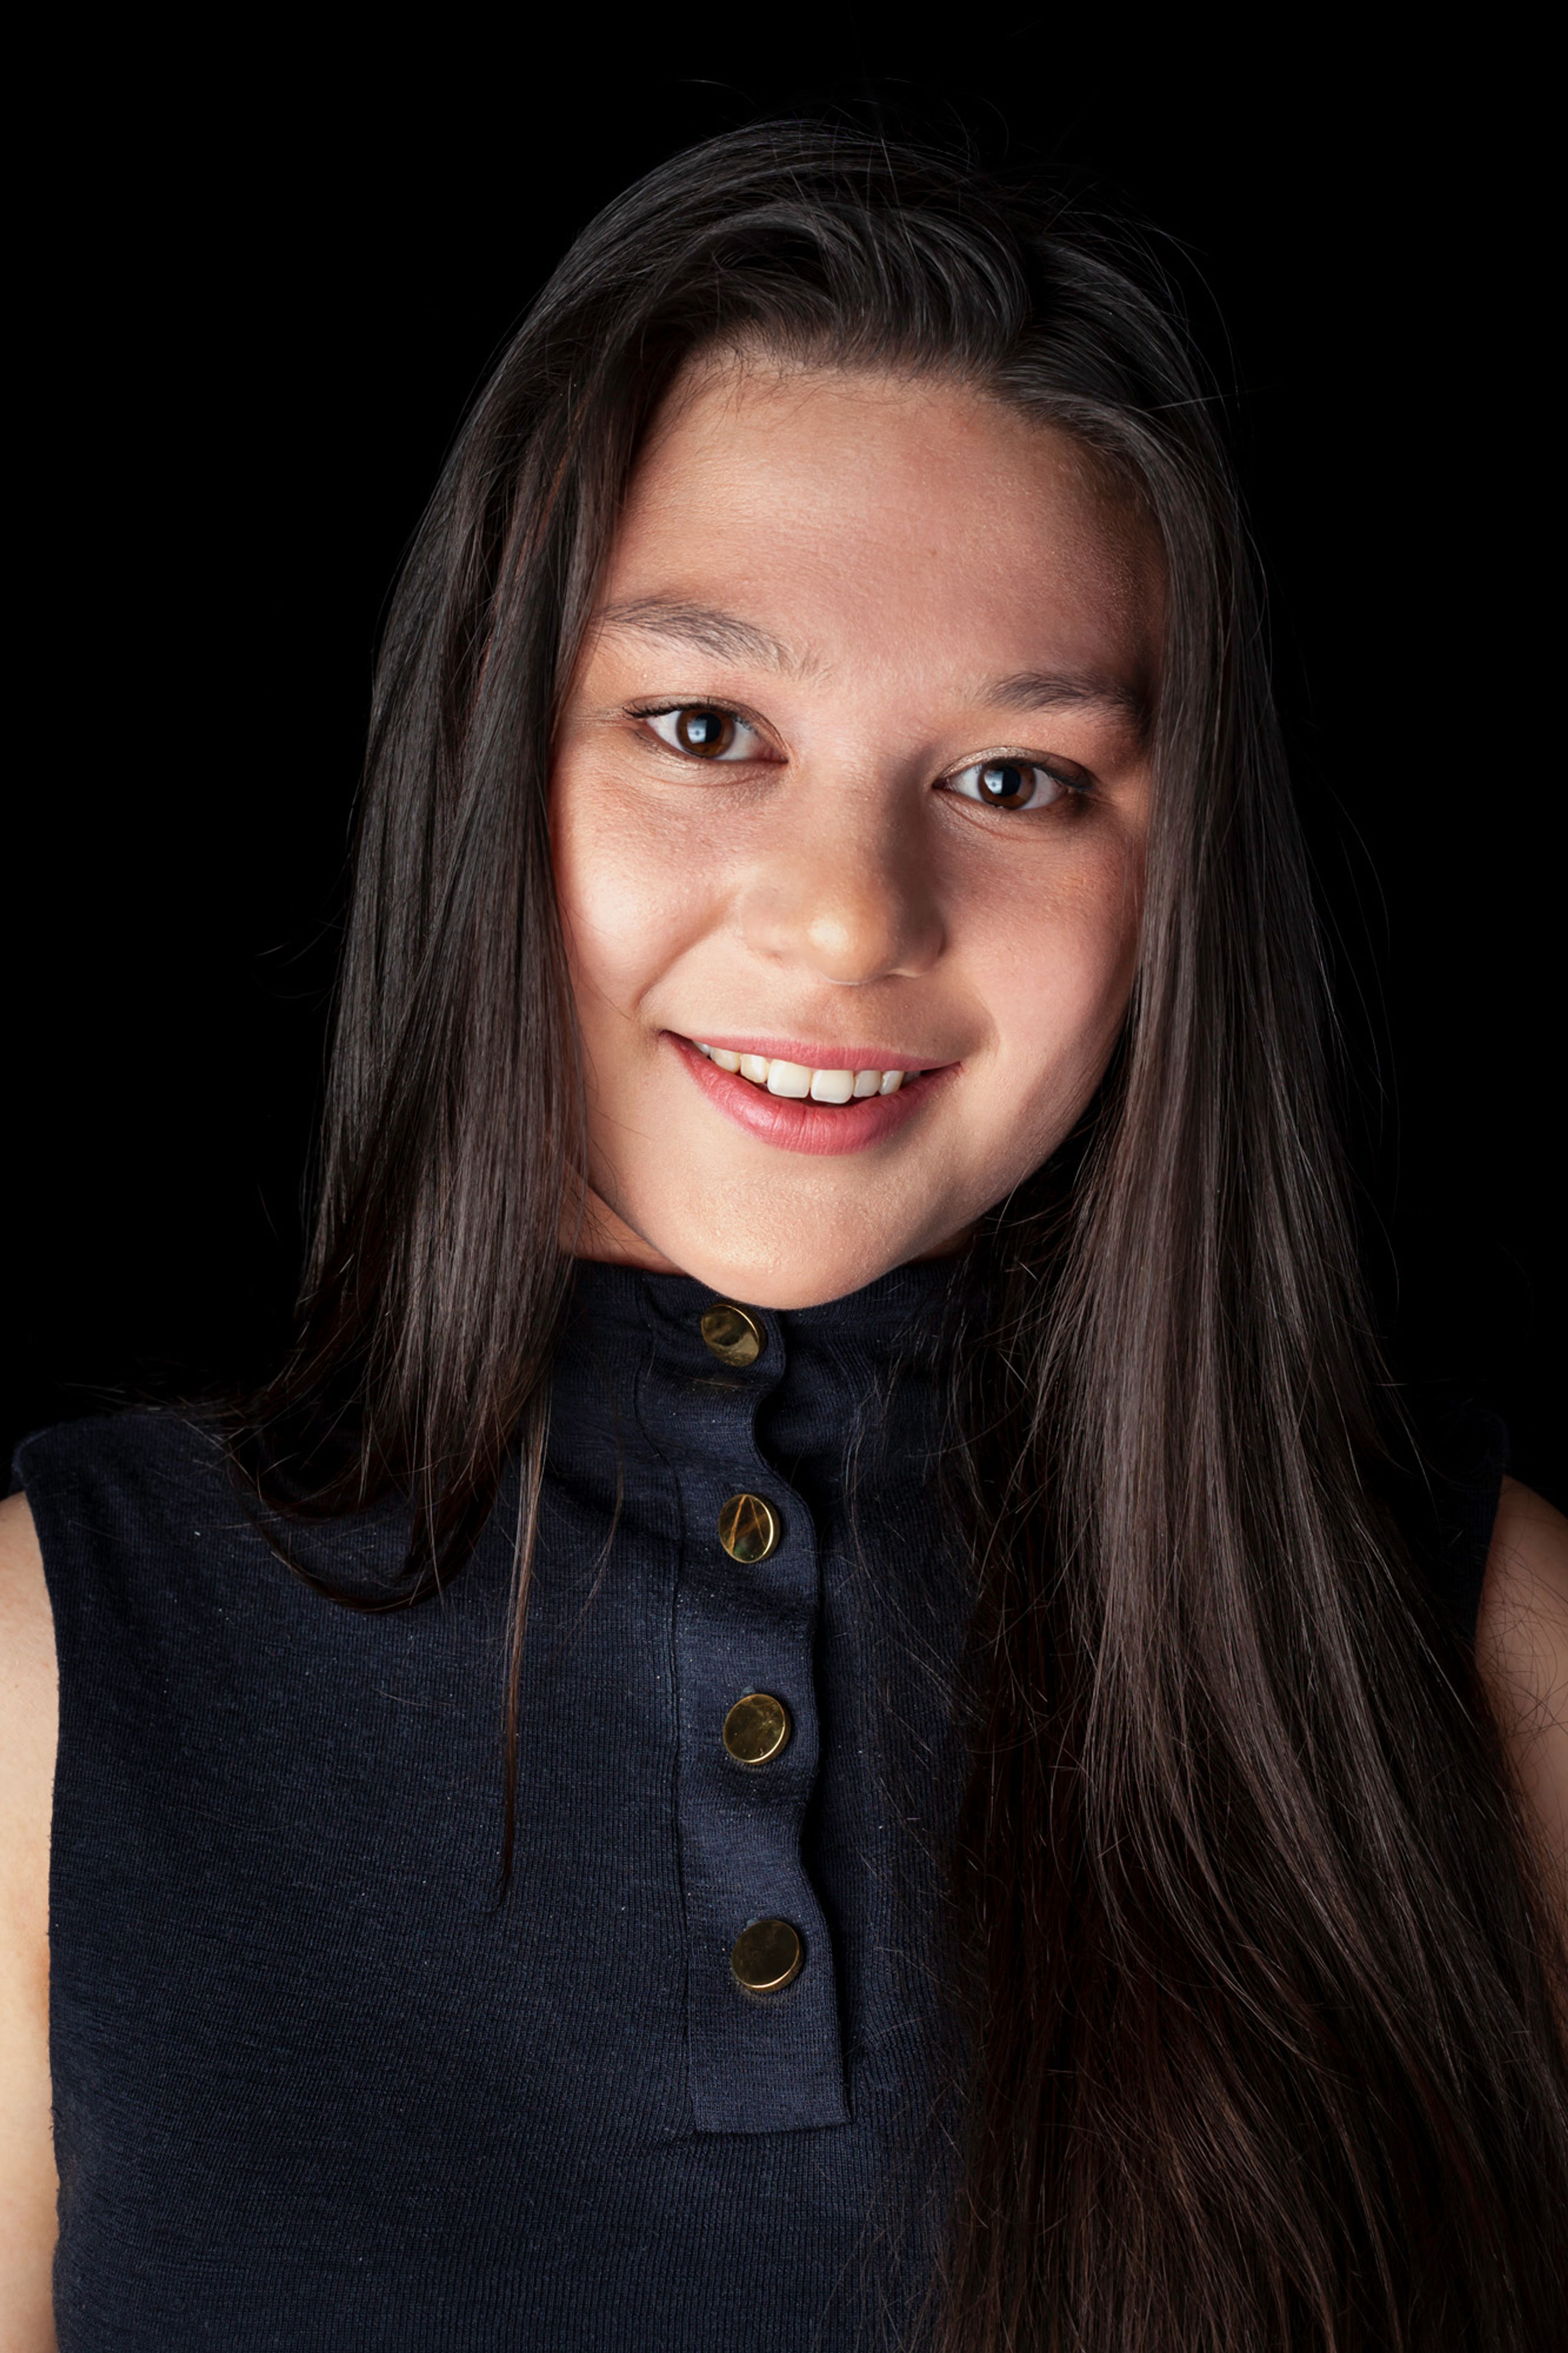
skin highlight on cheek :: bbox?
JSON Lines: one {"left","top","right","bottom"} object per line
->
{"left": 550, "top": 360, "right": 1158, "bottom": 1307}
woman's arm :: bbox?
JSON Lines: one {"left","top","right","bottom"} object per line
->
{"left": 1477, "top": 1476, "right": 1568, "bottom": 1951}
{"left": 0, "top": 1490, "right": 58, "bottom": 2352}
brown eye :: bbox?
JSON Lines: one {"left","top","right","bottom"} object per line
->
{"left": 644, "top": 705, "right": 762, "bottom": 764}
{"left": 639, "top": 701, "right": 762, "bottom": 767}
{"left": 978, "top": 761, "right": 1033, "bottom": 808}
{"left": 945, "top": 758, "right": 1071, "bottom": 814}
{"left": 673, "top": 707, "right": 736, "bottom": 758}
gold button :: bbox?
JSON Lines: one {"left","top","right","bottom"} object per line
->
{"left": 717, "top": 1492, "right": 781, "bottom": 1563}
{"left": 723, "top": 1692, "right": 791, "bottom": 1765}
{"left": 730, "top": 1918, "right": 804, "bottom": 1992}
{"left": 699, "top": 1302, "right": 766, "bottom": 1368}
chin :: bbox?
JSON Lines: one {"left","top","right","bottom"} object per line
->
{"left": 653, "top": 1222, "right": 943, "bottom": 1310}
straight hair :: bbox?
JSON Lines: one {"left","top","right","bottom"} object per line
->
{"left": 237, "top": 125, "right": 1568, "bottom": 2350}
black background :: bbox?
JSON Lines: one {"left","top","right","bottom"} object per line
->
{"left": 9, "top": 25, "right": 1561, "bottom": 1499}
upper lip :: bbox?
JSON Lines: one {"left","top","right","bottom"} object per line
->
{"left": 672, "top": 1030, "right": 958, "bottom": 1073}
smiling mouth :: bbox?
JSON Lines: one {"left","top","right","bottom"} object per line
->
{"left": 689, "top": 1042, "right": 918, "bottom": 1102}
{"left": 672, "top": 1033, "right": 955, "bottom": 1157}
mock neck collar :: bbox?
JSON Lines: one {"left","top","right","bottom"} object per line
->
{"left": 564, "top": 1251, "right": 966, "bottom": 1363}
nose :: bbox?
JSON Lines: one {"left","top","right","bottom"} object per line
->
{"left": 737, "top": 794, "right": 945, "bottom": 986}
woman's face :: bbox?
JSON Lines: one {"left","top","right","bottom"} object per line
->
{"left": 551, "top": 359, "right": 1160, "bottom": 1307}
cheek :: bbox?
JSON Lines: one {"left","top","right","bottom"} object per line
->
{"left": 976, "top": 839, "right": 1141, "bottom": 1106}
{"left": 552, "top": 763, "right": 705, "bottom": 1016}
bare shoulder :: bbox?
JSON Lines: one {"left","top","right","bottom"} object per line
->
{"left": 1, "top": 1487, "right": 54, "bottom": 1671}
{"left": 0, "top": 1487, "right": 56, "bottom": 1897}
{"left": 0, "top": 1488, "right": 58, "bottom": 2351}
{"left": 0, "top": 1487, "right": 56, "bottom": 1950}
{"left": 0, "top": 1491, "right": 56, "bottom": 1793}
{"left": 1476, "top": 1477, "right": 1568, "bottom": 1932}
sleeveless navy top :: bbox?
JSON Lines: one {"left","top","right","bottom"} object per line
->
{"left": 20, "top": 1261, "right": 973, "bottom": 2351}
{"left": 15, "top": 1262, "right": 1505, "bottom": 2351}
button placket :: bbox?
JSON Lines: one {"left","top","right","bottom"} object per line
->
{"left": 636, "top": 1280, "right": 848, "bottom": 2135}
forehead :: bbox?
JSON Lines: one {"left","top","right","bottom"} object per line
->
{"left": 601, "top": 359, "right": 1162, "bottom": 688}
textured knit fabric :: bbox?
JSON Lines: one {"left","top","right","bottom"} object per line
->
{"left": 20, "top": 1260, "right": 969, "bottom": 2353}
{"left": 15, "top": 1266, "right": 1506, "bottom": 2352}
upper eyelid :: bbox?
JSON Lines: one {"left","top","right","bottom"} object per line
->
{"left": 628, "top": 698, "right": 760, "bottom": 723}
{"left": 628, "top": 698, "right": 774, "bottom": 738}
{"left": 944, "top": 751, "right": 1091, "bottom": 787}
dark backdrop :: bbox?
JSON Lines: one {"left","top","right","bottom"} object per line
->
{"left": 10, "top": 27, "right": 1561, "bottom": 1501}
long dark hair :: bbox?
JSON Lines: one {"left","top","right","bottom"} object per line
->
{"left": 238, "top": 126, "right": 1568, "bottom": 2349}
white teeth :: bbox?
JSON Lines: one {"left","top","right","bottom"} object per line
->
{"left": 693, "top": 1041, "right": 913, "bottom": 1102}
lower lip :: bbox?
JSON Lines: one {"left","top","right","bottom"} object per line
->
{"left": 669, "top": 1036, "right": 955, "bottom": 1156}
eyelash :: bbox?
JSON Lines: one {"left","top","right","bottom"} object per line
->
{"left": 631, "top": 702, "right": 1088, "bottom": 811}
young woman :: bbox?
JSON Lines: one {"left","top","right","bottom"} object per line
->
{"left": 2, "top": 127, "right": 1565, "bottom": 2352}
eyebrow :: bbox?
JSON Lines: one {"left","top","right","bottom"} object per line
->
{"left": 979, "top": 669, "right": 1150, "bottom": 734}
{"left": 598, "top": 597, "right": 1149, "bottom": 732}
{"left": 597, "top": 597, "right": 809, "bottom": 675}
